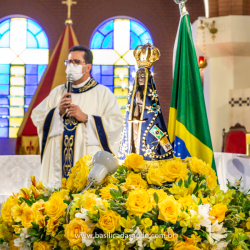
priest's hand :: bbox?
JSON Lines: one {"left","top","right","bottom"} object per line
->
{"left": 59, "top": 93, "right": 72, "bottom": 115}
{"left": 66, "top": 104, "right": 88, "bottom": 123}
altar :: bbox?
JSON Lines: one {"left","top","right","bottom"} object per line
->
{"left": 1, "top": 152, "right": 250, "bottom": 209}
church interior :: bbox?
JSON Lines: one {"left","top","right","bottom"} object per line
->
{"left": 1, "top": 0, "right": 250, "bottom": 249}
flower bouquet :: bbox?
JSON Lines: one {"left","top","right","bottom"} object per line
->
{"left": 1, "top": 154, "right": 250, "bottom": 250}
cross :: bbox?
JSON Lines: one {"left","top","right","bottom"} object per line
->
{"left": 62, "top": 0, "right": 77, "bottom": 20}
{"left": 26, "top": 141, "right": 34, "bottom": 154}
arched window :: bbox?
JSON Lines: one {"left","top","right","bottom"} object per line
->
{"left": 0, "top": 17, "right": 49, "bottom": 138}
{"left": 90, "top": 18, "right": 153, "bottom": 115}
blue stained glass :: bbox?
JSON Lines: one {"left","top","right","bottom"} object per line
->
{"left": 0, "top": 75, "right": 9, "bottom": 84}
{"left": 131, "top": 21, "right": 145, "bottom": 36}
{"left": 140, "top": 32, "right": 152, "bottom": 45}
{"left": 38, "top": 65, "right": 47, "bottom": 82}
{"left": 0, "top": 107, "right": 8, "bottom": 115}
{"left": 130, "top": 32, "right": 141, "bottom": 50}
{"left": 36, "top": 31, "right": 49, "bottom": 49}
{"left": 27, "top": 20, "right": 41, "bottom": 35}
{"left": 0, "top": 85, "right": 9, "bottom": 95}
{"left": 26, "top": 31, "right": 38, "bottom": 48}
{"left": 99, "top": 20, "right": 114, "bottom": 35}
{"left": 0, "top": 128, "right": 8, "bottom": 138}
{"left": 101, "top": 75, "right": 113, "bottom": 86}
{"left": 26, "top": 75, "right": 38, "bottom": 85}
{"left": 0, "top": 31, "right": 10, "bottom": 48}
{"left": 25, "top": 65, "right": 38, "bottom": 75}
{"left": 91, "top": 32, "right": 104, "bottom": 49}
{"left": 102, "top": 32, "right": 113, "bottom": 49}
{"left": 0, "top": 97, "right": 8, "bottom": 105}
{"left": 91, "top": 65, "right": 101, "bottom": 83}
{"left": 24, "top": 108, "right": 28, "bottom": 113}
{"left": 0, "top": 20, "right": 10, "bottom": 34}
{"left": 25, "top": 86, "right": 37, "bottom": 95}
{"left": 25, "top": 97, "right": 32, "bottom": 106}
{"left": 129, "top": 65, "right": 136, "bottom": 82}
{"left": 102, "top": 65, "right": 113, "bottom": 75}
{"left": 0, "top": 118, "right": 8, "bottom": 126}
{"left": 0, "top": 64, "right": 10, "bottom": 74}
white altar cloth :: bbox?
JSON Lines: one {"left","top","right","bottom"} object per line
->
{"left": 0, "top": 155, "right": 41, "bottom": 210}
{"left": 0, "top": 153, "right": 249, "bottom": 209}
{"left": 214, "top": 152, "right": 250, "bottom": 192}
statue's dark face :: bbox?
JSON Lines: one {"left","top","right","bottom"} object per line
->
{"left": 137, "top": 69, "right": 145, "bottom": 86}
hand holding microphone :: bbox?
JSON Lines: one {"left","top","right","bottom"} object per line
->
{"left": 59, "top": 74, "right": 73, "bottom": 116}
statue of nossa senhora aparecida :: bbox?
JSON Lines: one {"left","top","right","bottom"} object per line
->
{"left": 119, "top": 43, "right": 173, "bottom": 162}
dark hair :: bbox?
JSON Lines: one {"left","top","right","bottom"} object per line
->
{"left": 69, "top": 46, "right": 93, "bottom": 64}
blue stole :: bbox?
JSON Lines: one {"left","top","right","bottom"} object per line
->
{"left": 92, "top": 116, "right": 113, "bottom": 154}
{"left": 41, "top": 78, "right": 100, "bottom": 179}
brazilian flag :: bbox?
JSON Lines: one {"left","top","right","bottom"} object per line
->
{"left": 168, "top": 13, "right": 217, "bottom": 174}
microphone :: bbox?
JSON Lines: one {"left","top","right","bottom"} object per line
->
{"left": 67, "top": 73, "right": 73, "bottom": 96}
{"left": 66, "top": 74, "right": 73, "bottom": 124}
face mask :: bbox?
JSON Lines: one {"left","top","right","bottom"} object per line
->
{"left": 65, "top": 64, "right": 88, "bottom": 81}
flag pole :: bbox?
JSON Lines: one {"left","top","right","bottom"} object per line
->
{"left": 173, "top": 0, "right": 188, "bottom": 16}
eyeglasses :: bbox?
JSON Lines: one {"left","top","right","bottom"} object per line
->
{"left": 64, "top": 59, "right": 86, "bottom": 66}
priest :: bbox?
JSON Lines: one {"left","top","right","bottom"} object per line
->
{"left": 31, "top": 46, "right": 123, "bottom": 184}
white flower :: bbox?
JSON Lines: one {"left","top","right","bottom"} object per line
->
{"left": 0, "top": 242, "right": 10, "bottom": 250}
{"left": 14, "top": 238, "right": 30, "bottom": 250}
{"left": 43, "top": 183, "right": 60, "bottom": 197}
{"left": 127, "top": 227, "right": 148, "bottom": 250}
{"left": 206, "top": 221, "right": 227, "bottom": 241}
{"left": 80, "top": 232, "right": 94, "bottom": 246}
{"left": 211, "top": 241, "right": 229, "bottom": 250}
{"left": 190, "top": 204, "right": 212, "bottom": 230}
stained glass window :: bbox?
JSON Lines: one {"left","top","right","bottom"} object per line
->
{"left": 0, "top": 17, "right": 49, "bottom": 138}
{"left": 90, "top": 18, "right": 153, "bottom": 115}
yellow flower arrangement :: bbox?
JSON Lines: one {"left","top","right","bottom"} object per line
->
{"left": 97, "top": 209, "right": 121, "bottom": 233}
{"left": 124, "top": 153, "right": 145, "bottom": 172}
{"left": 123, "top": 172, "right": 148, "bottom": 190}
{"left": 158, "top": 195, "right": 181, "bottom": 224}
{"left": 125, "top": 189, "right": 153, "bottom": 217}
{"left": 64, "top": 218, "right": 94, "bottom": 248}
{"left": 1, "top": 196, "right": 18, "bottom": 223}
{"left": 161, "top": 160, "right": 189, "bottom": 182}
{"left": 21, "top": 206, "right": 35, "bottom": 228}
{"left": 33, "top": 241, "right": 52, "bottom": 250}
{"left": 210, "top": 203, "right": 228, "bottom": 223}
{"left": 45, "top": 192, "right": 67, "bottom": 220}
{"left": 100, "top": 184, "right": 119, "bottom": 200}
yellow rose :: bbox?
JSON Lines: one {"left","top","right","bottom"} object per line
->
{"left": 125, "top": 189, "right": 153, "bottom": 217}
{"left": 100, "top": 184, "right": 118, "bottom": 200}
{"left": 21, "top": 207, "right": 35, "bottom": 228}
{"left": 33, "top": 241, "right": 52, "bottom": 250}
{"left": 1, "top": 196, "right": 18, "bottom": 223}
{"left": 146, "top": 167, "right": 165, "bottom": 185}
{"left": 64, "top": 218, "right": 94, "bottom": 248}
{"left": 210, "top": 203, "right": 228, "bottom": 223}
{"left": 158, "top": 196, "right": 181, "bottom": 224}
{"left": 124, "top": 172, "right": 147, "bottom": 190}
{"left": 97, "top": 209, "right": 121, "bottom": 233}
{"left": 148, "top": 189, "right": 168, "bottom": 204}
{"left": 67, "top": 157, "right": 90, "bottom": 193}
{"left": 82, "top": 192, "right": 102, "bottom": 210}
{"left": 189, "top": 157, "right": 212, "bottom": 177}
{"left": 174, "top": 241, "right": 200, "bottom": 250}
{"left": 45, "top": 192, "right": 67, "bottom": 220}
{"left": 161, "top": 160, "right": 188, "bottom": 182}
{"left": 124, "top": 153, "right": 145, "bottom": 172}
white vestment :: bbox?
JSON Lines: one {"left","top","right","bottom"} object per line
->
{"left": 31, "top": 78, "right": 123, "bottom": 184}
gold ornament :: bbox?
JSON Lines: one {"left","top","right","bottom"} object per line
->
{"left": 133, "top": 43, "right": 160, "bottom": 69}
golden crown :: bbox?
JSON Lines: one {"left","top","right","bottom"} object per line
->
{"left": 133, "top": 43, "right": 161, "bottom": 68}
